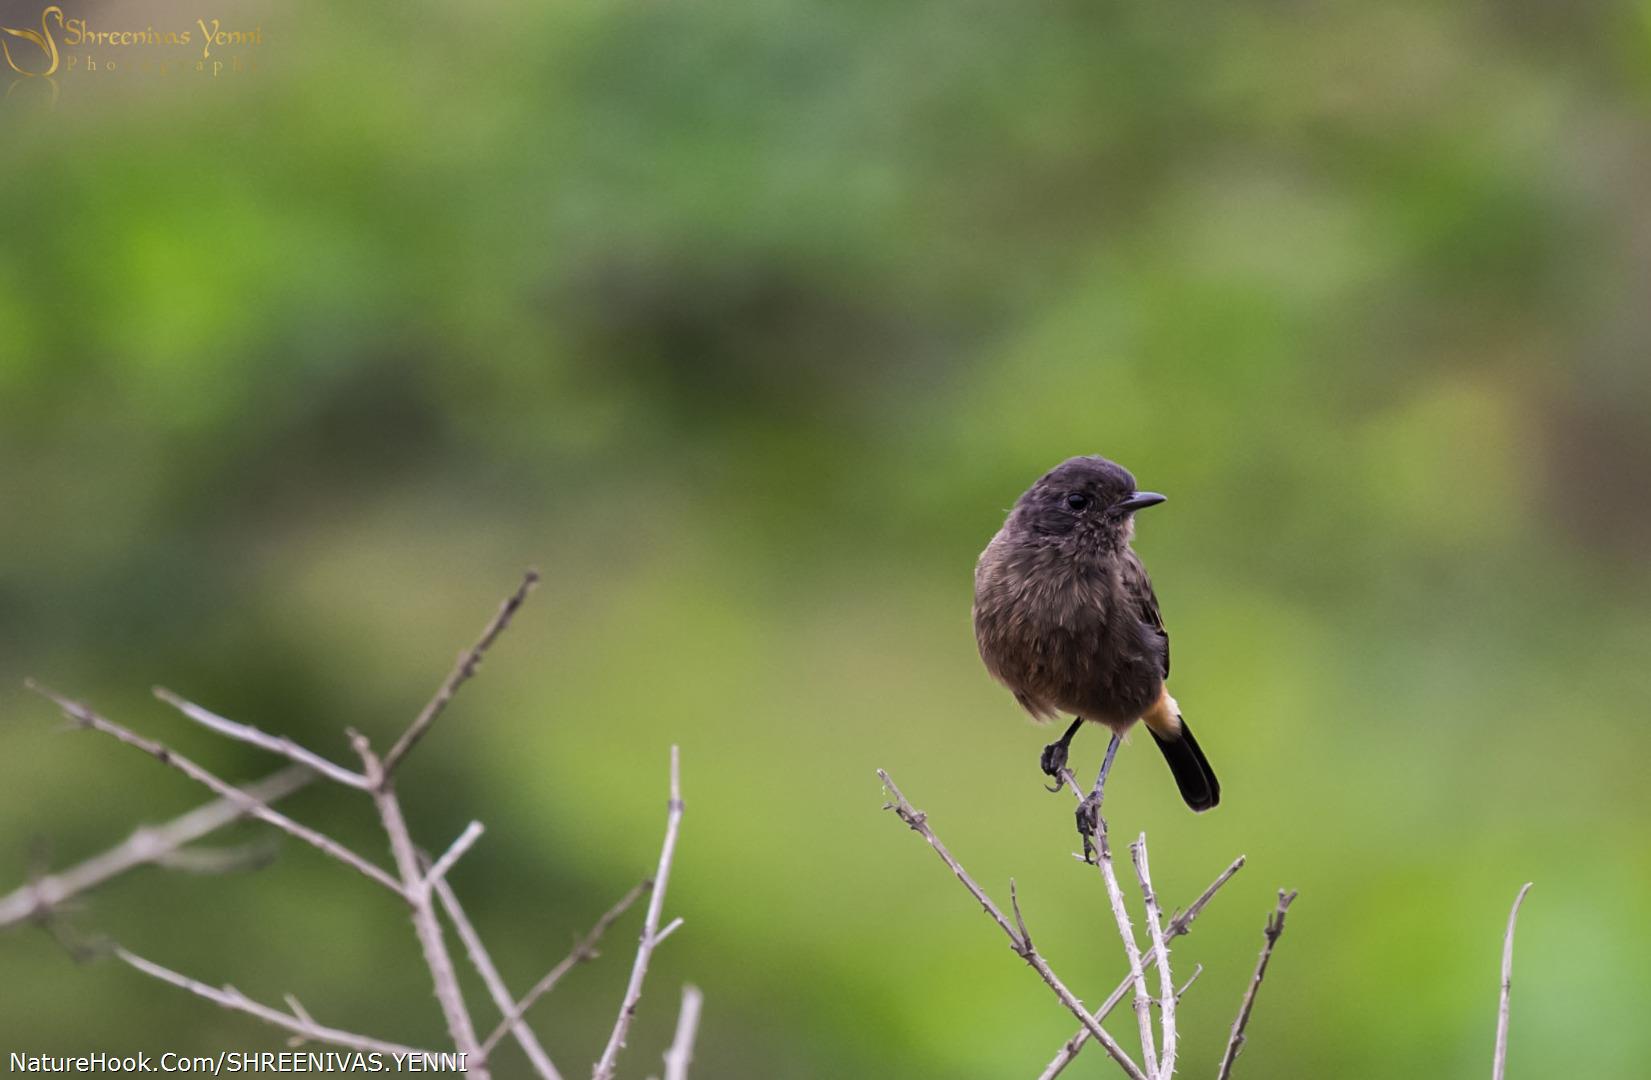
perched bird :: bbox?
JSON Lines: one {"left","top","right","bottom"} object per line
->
{"left": 973, "top": 455, "right": 1218, "bottom": 855}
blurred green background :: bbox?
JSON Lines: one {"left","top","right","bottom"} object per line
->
{"left": 3, "top": 0, "right": 1650, "bottom": 1075}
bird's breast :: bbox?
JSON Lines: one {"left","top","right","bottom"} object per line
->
{"left": 974, "top": 539, "right": 1157, "bottom": 723}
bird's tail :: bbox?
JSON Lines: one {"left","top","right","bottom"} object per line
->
{"left": 1147, "top": 716, "right": 1220, "bottom": 812}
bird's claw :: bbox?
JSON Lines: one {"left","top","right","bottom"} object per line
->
{"left": 1040, "top": 740, "right": 1070, "bottom": 792}
{"left": 1075, "top": 792, "right": 1105, "bottom": 864}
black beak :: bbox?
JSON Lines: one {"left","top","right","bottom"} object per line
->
{"left": 1115, "top": 491, "right": 1166, "bottom": 513}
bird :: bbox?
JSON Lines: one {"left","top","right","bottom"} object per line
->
{"left": 972, "top": 455, "right": 1218, "bottom": 857}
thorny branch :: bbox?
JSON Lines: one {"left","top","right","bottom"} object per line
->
{"left": 1217, "top": 889, "right": 1298, "bottom": 1080}
{"left": 12, "top": 572, "right": 700, "bottom": 1080}
{"left": 382, "top": 569, "right": 540, "bottom": 778}
{"left": 1039, "top": 856, "right": 1245, "bottom": 1079}
{"left": 1093, "top": 829, "right": 1158, "bottom": 1079}
{"left": 1130, "top": 835, "right": 1177, "bottom": 1079}
{"left": 878, "top": 769, "right": 1149, "bottom": 1080}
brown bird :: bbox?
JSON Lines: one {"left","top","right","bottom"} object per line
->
{"left": 973, "top": 455, "right": 1218, "bottom": 856}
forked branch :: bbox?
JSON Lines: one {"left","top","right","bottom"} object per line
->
{"left": 480, "top": 881, "right": 651, "bottom": 1056}
{"left": 1039, "top": 856, "right": 1245, "bottom": 1079}
{"left": 24, "top": 682, "right": 402, "bottom": 896}
{"left": 14, "top": 571, "right": 701, "bottom": 1080}
{"left": 151, "top": 687, "right": 369, "bottom": 790}
{"left": 430, "top": 870, "right": 563, "bottom": 1080}
{"left": 878, "top": 769, "right": 1149, "bottom": 1080}
{"left": 353, "top": 734, "right": 486, "bottom": 1072}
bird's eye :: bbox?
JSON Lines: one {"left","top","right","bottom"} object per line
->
{"left": 1065, "top": 493, "right": 1089, "bottom": 510}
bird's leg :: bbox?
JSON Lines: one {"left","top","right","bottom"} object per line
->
{"left": 1040, "top": 716, "right": 1085, "bottom": 792}
{"left": 1076, "top": 731, "right": 1123, "bottom": 863}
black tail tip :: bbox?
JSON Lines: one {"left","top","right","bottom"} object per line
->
{"left": 1149, "top": 719, "right": 1220, "bottom": 812}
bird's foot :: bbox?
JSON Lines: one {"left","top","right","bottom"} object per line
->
{"left": 1040, "top": 739, "right": 1070, "bottom": 793}
{"left": 1075, "top": 791, "right": 1106, "bottom": 864}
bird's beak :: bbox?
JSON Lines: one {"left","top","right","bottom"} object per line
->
{"left": 1115, "top": 491, "right": 1166, "bottom": 513}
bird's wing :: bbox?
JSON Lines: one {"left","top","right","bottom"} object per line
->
{"left": 1123, "top": 550, "right": 1169, "bottom": 679}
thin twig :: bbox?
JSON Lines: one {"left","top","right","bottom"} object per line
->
{"left": 1039, "top": 856, "right": 1245, "bottom": 1080}
{"left": 353, "top": 734, "right": 488, "bottom": 1077}
{"left": 878, "top": 770, "right": 1148, "bottom": 1080}
{"left": 429, "top": 870, "right": 562, "bottom": 1080}
{"left": 593, "top": 747, "right": 686, "bottom": 1080}
{"left": 381, "top": 571, "right": 539, "bottom": 778}
{"left": 1173, "top": 963, "right": 1203, "bottom": 1004}
{"left": 1492, "top": 883, "right": 1533, "bottom": 1080}
{"left": 116, "top": 945, "right": 439, "bottom": 1058}
{"left": 25, "top": 683, "right": 403, "bottom": 896}
{"left": 284, "top": 992, "right": 317, "bottom": 1031}
{"left": 152, "top": 687, "right": 369, "bottom": 791}
{"left": 423, "top": 822, "right": 485, "bottom": 890}
{"left": 662, "top": 984, "right": 704, "bottom": 1080}
{"left": 0, "top": 765, "right": 313, "bottom": 929}
{"left": 480, "top": 881, "right": 651, "bottom": 1057}
{"left": 1131, "top": 835, "right": 1176, "bottom": 1078}
{"left": 1216, "top": 889, "right": 1298, "bottom": 1080}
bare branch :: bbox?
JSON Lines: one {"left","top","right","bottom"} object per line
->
{"left": 0, "top": 765, "right": 313, "bottom": 929}
{"left": 593, "top": 747, "right": 686, "bottom": 1080}
{"left": 1130, "top": 835, "right": 1176, "bottom": 1078}
{"left": 877, "top": 770, "right": 1148, "bottom": 1080}
{"left": 423, "top": 822, "right": 485, "bottom": 891}
{"left": 1055, "top": 766, "right": 1157, "bottom": 1078}
{"left": 115, "top": 945, "right": 439, "bottom": 1058}
{"left": 1094, "top": 830, "right": 1157, "bottom": 1080}
{"left": 352, "top": 734, "right": 487, "bottom": 1076}
{"left": 25, "top": 683, "right": 403, "bottom": 897}
{"left": 382, "top": 570, "right": 539, "bottom": 778}
{"left": 479, "top": 880, "right": 650, "bottom": 1057}
{"left": 1217, "top": 889, "right": 1298, "bottom": 1080}
{"left": 662, "top": 985, "right": 703, "bottom": 1080}
{"left": 152, "top": 687, "right": 369, "bottom": 791}
{"left": 429, "top": 871, "right": 563, "bottom": 1080}
{"left": 1493, "top": 883, "right": 1533, "bottom": 1080}
{"left": 1039, "top": 856, "right": 1245, "bottom": 1080}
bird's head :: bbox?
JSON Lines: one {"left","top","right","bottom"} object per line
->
{"left": 1010, "top": 455, "right": 1165, "bottom": 552}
